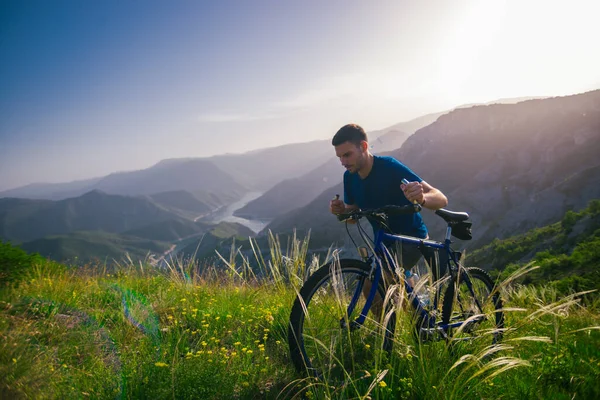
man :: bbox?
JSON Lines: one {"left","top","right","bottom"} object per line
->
{"left": 329, "top": 123, "right": 448, "bottom": 280}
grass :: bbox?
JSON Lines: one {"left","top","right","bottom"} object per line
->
{"left": 1, "top": 237, "right": 599, "bottom": 399}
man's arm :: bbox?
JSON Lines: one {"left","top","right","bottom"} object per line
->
{"left": 402, "top": 181, "right": 448, "bottom": 210}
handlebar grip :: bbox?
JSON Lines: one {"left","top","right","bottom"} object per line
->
{"left": 337, "top": 213, "right": 353, "bottom": 222}
{"left": 383, "top": 204, "right": 422, "bottom": 215}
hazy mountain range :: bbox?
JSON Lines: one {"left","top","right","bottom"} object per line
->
{"left": 0, "top": 140, "right": 333, "bottom": 200}
{"left": 2, "top": 92, "right": 597, "bottom": 266}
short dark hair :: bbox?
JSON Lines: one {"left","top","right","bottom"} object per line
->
{"left": 331, "top": 123, "right": 368, "bottom": 146}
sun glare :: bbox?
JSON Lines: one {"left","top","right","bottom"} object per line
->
{"left": 427, "top": 0, "right": 599, "bottom": 104}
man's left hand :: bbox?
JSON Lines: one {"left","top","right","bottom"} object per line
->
{"left": 401, "top": 181, "right": 424, "bottom": 205}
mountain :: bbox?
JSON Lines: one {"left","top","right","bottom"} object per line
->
{"left": 0, "top": 190, "right": 186, "bottom": 244}
{"left": 91, "top": 159, "right": 246, "bottom": 198}
{"left": 176, "top": 221, "right": 257, "bottom": 261}
{"left": 391, "top": 89, "right": 600, "bottom": 248}
{"left": 208, "top": 140, "right": 333, "bottom": 191}
{"left": 0, "top": 177, "right": 102, "bottom": 200}
{"left": 263, "top": 90, "right": 600, "bottom": 252}
{"left": 260, "top": 182, "right": 358, "bottom": 250}
{"left": 146, "top": 190, "right": 224, "bottom": 220}
{"left": 19, "top": 231, "right": 172, "bottom": 265}
{"left": 122, "top": 218, "right": 208, "bottom": 242}
{"left": 234, "top": 157, "right": 341, "bottom": 219}
{"left": 0, "top": 141, "right": 333, "bottom": 201}
{"left": 368, "top": 96, "right": 544, "bottom": 151}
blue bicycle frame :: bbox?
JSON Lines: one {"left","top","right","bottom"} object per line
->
{"left": 343, "top": 222, "right": 482, "bottom": 334}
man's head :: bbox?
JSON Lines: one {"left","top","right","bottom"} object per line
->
{"left": 332, "top": 124, "right": 370, "bottom": 174}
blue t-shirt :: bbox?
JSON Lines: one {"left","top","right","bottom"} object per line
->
{"left": 343, "top": 155, "right": 428, "bottom": 238}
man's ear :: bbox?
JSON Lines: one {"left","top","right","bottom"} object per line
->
{"left": 360, "top": 141, "right": 368, "bottom": 151}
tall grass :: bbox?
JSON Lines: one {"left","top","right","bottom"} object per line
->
{"left": 1, "top": 234, "right": 599, "bottom": 399}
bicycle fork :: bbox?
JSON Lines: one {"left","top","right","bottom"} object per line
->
{"left": 339, "top": 263, "right": 382, "bottom": 330}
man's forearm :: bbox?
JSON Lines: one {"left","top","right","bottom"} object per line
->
{"left": 421, "top": 189, "right": 448, "bottom": 210}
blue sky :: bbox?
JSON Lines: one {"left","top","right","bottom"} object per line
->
{"left": 1, "top": 0, "right": 599, "bottom": 191}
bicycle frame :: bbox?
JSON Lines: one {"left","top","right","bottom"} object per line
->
{"left": 342, "top": 222, "right": 483, "bottom": 335}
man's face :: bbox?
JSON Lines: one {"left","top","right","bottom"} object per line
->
{"left": 334, "top": 141, "right": 367, "bottom": 174}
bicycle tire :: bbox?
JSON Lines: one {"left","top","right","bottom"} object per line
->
{"left": 441, "top": 267, "right": 504, "bottom": 344}
{"left": 288, "top": 259, "right": 396, "bottom": 377}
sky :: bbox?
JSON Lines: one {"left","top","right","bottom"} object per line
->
{"left": 1, "top": 0, "right": 599, "bottom": 191}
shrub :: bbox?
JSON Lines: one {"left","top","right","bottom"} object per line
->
{"left": 0, "top": 241, "right": 45, "bottom": 285}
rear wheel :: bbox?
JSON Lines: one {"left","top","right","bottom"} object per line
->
{"left": 441, "top": 267, "right": 504, "bottom": 344}
{"left": 288, "top": 259, "right": 396, "bottom": 379}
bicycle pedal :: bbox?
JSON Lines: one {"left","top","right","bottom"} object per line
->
{"left": 349, "top": 320, "right": 362, "bottom": 331}
{"left": 339, "top": 319, "right": 348, "bottom": 330}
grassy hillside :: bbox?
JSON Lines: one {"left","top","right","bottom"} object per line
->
{"left": 1, "top": 238, "right": 599, "bottom": 399}
{"left": 467, "top": 199, "right": 600, "bottom": 295}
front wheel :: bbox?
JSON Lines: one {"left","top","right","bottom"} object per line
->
{"left": 288, "top": 259, "right": 396, "bottom": 378}
{"left": 441, "top": 267, "right": 504, "bottom": 344}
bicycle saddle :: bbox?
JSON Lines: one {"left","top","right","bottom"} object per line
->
{"left": 435, "top": 208, "right": 470, "bottom": 223}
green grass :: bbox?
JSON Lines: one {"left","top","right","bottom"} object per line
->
{"left": 1, "top": 238, "right": 599, "bottom": 399}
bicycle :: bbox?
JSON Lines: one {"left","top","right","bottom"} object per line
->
{"left": 287, "top": 202, "right": 504, "bottom": 377}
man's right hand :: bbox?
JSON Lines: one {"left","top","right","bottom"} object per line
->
{"left": 330, "top": 195, "right": 345, "bottom": 215}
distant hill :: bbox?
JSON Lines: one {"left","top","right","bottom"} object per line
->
{"left": 176, "top": 221, "right": 256, "bottom": 262}
{"left": 0, "top": 190, "right": 185, "bottom": 244}
{"left": 146, "top": 190, "right": 221, "bottom": 220}
{"left": 208, "top": 140, "right": 333, "bottom": 191}
{"left": 0, "top": 177, "right": 102, "bottom": 200}
{"left": 234, "top": 157, "right": 341, "bottom": 220}
{"left": 122, "top": 218, "right": 207, "bottom": 242}
{"left": 259, "top": 182, "right": 354, "bottom": 249}
{"left": 263, "top": 91, "right": 600, "bottom": 252}
{"left": 11, "top": 211, "right": 255, "bottom": 266}
{"left": 19, "top": 230, "right": 172, "bottom": 265}
{"left": 466, "top": 199, "right": 600, "bottom": 295}
{"left": 91, "top": 159, "right": 246, "bottom": 198}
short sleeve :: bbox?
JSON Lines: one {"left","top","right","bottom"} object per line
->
{"left": 390, "top": 158, "right": 422, "bottom": 183}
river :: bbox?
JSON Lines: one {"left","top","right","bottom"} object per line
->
{"left": 202, "top": 191, "right": 271, "bottom": 234}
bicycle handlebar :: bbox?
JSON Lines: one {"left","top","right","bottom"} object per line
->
{"left": 336, "top": 203, "right": 422, "bottom": 222}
